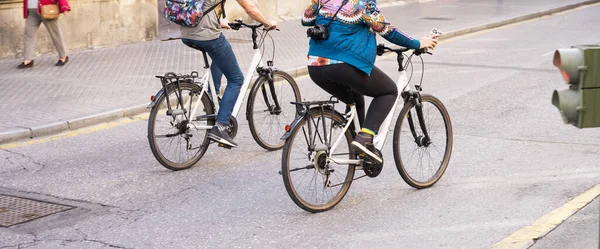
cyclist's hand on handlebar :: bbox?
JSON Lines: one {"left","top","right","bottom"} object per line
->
{"left": 419, "top": 36, "right": 438, "bottom": 50}
{"left": 220, "top": 18, "right": 231, "bottom": 29}
{"left": 265, "top": 21, "right": 278, "bottom": 31}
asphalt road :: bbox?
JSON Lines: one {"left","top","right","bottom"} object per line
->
{"left": 1, "top": 3, "right": 600, "bottom": 249}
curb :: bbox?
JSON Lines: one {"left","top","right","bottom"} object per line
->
{"left": 439, "top": 0, "right": 600, "bottom": 41}
{"left": 1, "top": 0, "right": 598, "bottom": 146}
{"left": 0, "top": 104, "right": 150, "bottom": 145}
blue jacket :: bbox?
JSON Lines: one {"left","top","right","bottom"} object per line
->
{"left": 302, "top": 0, "right": 420, "bottom": 75}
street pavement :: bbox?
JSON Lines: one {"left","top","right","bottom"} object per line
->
{"left": 0, "top": 0, "right": 599, "bottom": 144}
{"left": 1, "top": 0, "right": 600, "bottom": 248}
{"left": 530, "top": 198, "right": 599, "bottom": 249}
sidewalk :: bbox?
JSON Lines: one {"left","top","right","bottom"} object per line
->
{"left": 0, "top": 0, "right": 597, "bottom": 144}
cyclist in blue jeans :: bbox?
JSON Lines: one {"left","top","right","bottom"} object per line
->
{"left": 181, "top": 0, "right": 277, "bottom": 148}
{"left": 303, "top": 0, "right": 438, "bottom": 163}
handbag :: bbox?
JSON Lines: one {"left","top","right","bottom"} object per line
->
{"left": 40, "top": 4, "right": 60, "bottom": 20}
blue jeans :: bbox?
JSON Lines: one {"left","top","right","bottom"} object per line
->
{"left": 182, "top": 34, "right": 244, "bottom": 124}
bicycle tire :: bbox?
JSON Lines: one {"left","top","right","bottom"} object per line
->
{"left": 148, "top": 82, "right": 215, "bottom": 171}
{"left": 247, "top": 70, "right": 301, "bottom": 151}
{"left": 392, "top": 94, "right": 452, "bottom": 189}
{"left": 281, "top": 108, "right": 356, "bottom": 213}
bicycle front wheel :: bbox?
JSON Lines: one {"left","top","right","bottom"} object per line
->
{"left": 247, "top": 71, "right": 301, "bottom": 151}
{"left": 392, "top": 94, "right": 453, "bottom": 189}
{"left": 281, "top": 108, "right": 356, "bottom": 213}
{"left": 148, "top": 82, "right": 214, "bottom": 171}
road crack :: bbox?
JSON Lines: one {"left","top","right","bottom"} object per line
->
{"left": 5, "top": 230, "right": 134, "bottom": 249}
{"left": 0, "top": 148, "right": 47, "bottom": 174}
{"left": 83, "top": 238, "right": 134, "bottom": 249}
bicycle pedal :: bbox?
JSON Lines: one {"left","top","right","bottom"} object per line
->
{"left": 218, "top": 143, "right": 233, "bottom": 149}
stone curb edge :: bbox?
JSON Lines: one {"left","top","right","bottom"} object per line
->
{"left": 439, "top": 0, "right": 600, "bottom": 41}
{"left": 0, "top": 104, "right": 149, "bottom": 145}
{"left": 1, "top": 0, "right": 598, "bottom": 146}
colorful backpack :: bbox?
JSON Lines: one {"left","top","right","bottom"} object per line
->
{"left": 163, "top": 0, "right": 225, "bottom": 27}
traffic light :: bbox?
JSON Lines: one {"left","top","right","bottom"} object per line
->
{"left": 551, "top": 44, "right": 600, "bottom": 128}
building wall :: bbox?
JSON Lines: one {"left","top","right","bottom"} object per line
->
{"left": 0, "top": 0, "right": 158, "bottom": 59}
{"left": 227, "top": 0, "right": 403, "bottom": 20}
{"left": 0, "top": 0, "right": 406, "bottom": 59}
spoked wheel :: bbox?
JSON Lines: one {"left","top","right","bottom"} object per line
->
{"left": 148, "top": 82, "right": 214, "bottom": 171}
{"left": 393, "top": 94, "right": 452, "bottom": 188}
{"left": 247, "top": 71, "right": 301, "bottom": 151}
{"left": 281, "top": 108, "right": 356, "bottom": 213}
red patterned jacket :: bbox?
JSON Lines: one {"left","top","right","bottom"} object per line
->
{"left": 23, "top": 0, "right": 71, "bottom": 18}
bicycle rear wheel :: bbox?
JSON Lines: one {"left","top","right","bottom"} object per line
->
{"left": 148, "top": 82, "right": 214, "bottom": 171}
{"left": 392, "top": 94, "right": 452, "bottom": 188}
{"left": 281, "top": 108, "right": 356, "bottom": 213}
{"left": 247, "top": 71, "right": 301, "bottom": 151}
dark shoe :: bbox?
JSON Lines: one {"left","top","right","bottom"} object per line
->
{"left": 351, "top": 133, "right": 382, "bottom": 163}
{"left": 55, "top": 56, "right": 69, "bottom": 66}
{"left": 208, "top": 126, "right": 237, "bottom": 148}
{"left": 17, "top": 61, "right": 34, "bottom": 69}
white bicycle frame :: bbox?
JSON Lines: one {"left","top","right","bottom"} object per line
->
{"left": 183, "top": 42, "right": 265, "bottom": 130}
{"left": 327, "top": 70, "right": 411, "bottom": 165}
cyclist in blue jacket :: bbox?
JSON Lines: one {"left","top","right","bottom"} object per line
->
{"left": 303, "top": 0, "right": 439, "bottom": 162}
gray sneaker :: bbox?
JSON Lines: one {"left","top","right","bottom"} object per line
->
{"left": 208, "top": 126, "right": 237, "bottom": 148}
{"left": 351, "top": 133, "right": 382, "bottom": 163}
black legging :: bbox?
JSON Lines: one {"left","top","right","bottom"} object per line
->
{"left": 308, "top": 63, "right": 398, "bottom": 133}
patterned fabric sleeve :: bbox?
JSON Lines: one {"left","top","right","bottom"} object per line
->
{"left": 302, "top": 0, "right": 319, "bottom": 27}
{"left": 362, "top": 0, "right": 420, "bottom": 49}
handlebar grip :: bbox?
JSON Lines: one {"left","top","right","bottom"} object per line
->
{"left": 415, "top": 48, "right": 431, "bottom": 55}
{"left": 376, "top": 43, "right": 392, "bottom": 56}
{"left": 228, "top": 23, "right": 242, "bottom": 30}
{"left": 376, "top": 46, "right": 385, "bottom": 56}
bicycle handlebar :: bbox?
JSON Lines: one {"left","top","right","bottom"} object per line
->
{"left": 228, "top": 21, "right": 263, "bottom": 30}
{"left": 228, "top": 18, "right": 278, "bottom": 31}
{"left": 159, "top": 19, "right": 275, "bottom": 42}
{"left": 376, "top": 44, "right": 430, "bottom": 56}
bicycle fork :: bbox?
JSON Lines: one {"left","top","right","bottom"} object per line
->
{"left": 406, "top": 93, "right": 432, "bottom": 147}
{"left": 257, "top": 68, "right": 283, "bottom": 115}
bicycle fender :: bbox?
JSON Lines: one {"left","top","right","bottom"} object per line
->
{"left": 147, "top": 88, "right": 166, "bottom": 109}
{"left": 280, "top": 114, "right": 304, "bottom": 141}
